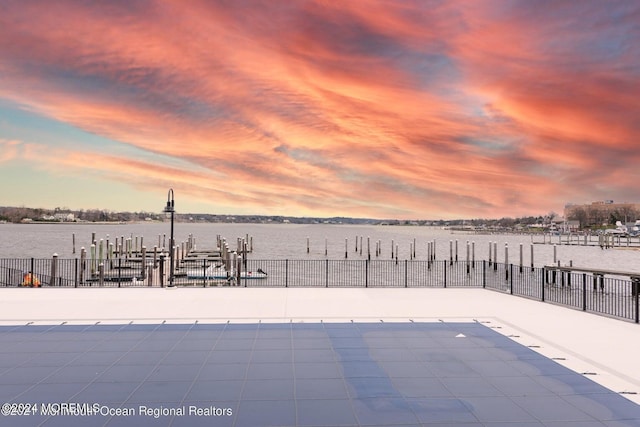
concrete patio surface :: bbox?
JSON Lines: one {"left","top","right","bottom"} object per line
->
{"left": 1, "top": 287, "right": 638, "bottom": 407}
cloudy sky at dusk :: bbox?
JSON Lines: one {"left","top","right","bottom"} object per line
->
{"left": 1, "top": 0, "right": 638, "bottom": 220}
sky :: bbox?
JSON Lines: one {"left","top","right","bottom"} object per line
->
{"left": 1, "top": 0, "right": 639, "bottom": 220}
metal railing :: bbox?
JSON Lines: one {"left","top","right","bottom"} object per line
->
{"left": 1, "top": 257, "right": 638, "bottom": 323}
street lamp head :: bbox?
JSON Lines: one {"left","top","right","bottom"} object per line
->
{"left": 163, "top": 188, "right": 175, "bottom": 214}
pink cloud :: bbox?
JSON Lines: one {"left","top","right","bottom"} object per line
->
{"left": 0, "top": 1, "right": 638, "bottom": 218}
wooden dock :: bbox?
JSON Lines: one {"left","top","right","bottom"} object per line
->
{"left": 532, "top": 233, "right": 640, "bottom": 248}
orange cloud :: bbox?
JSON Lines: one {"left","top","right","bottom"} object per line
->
{"left": 1, "top": 1, "right": 638, "bottom": 218}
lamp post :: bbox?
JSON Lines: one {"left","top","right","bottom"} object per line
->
{"left": 163, "top": 189, "right": 175, "bottom": 287}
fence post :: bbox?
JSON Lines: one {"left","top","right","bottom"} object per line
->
{"left": 285, "top": 259, "right": 288, "bottom": 288}
{"left": 117, "top": 258, "right": 122, "bottom": 288}
{"left": 630, "top": 276, "right": 640, "bottom": 323}
{"left": 582, "top": 273, "right": 587, "bottom": 311}
{"left": 74, "top": 258, "right": 79, "bottom": 288}
{"left": 482, "top": 260, "right": 486, "bottom": 288}
{"left": 98, "top": 263, "right": 104, "bottom": 287}
{"left": 541, "top": 267, "right": 545, "bottom": 302}
{"left": 50, "top": 254, "right": 58, "bottom": 287}
{"left": 404, "top": 259, "right": 408, "bottom": 288}
{"left": 443, "top": 260, "right": 447, "bottom": 288}
{"left": 325, "top": 259, "right": 329, "bottom": 288}
{"left": 159, "top": 255, "right": 165, "bottom": 287}
{"left": 365, "top": 259, "right": 369, "bottom": 288}
{"left": 510, "top": 264, "right": 513, "bottom": 294}
{"left": 203, "top": 259, "right": 207, "bottom": 288}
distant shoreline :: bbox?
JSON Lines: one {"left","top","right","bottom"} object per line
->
{"left": 7, "top": 221, "right": 157, "bottom": 225}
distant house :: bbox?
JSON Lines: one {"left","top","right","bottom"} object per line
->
{"left": 564, "top": 220, "right": 580, "bottom": 232}
{"left": 54, "top": 213, "right": 75, "bottom": 222}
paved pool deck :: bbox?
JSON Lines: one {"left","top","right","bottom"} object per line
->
{"left": 0, "top": 287, "right": 639, "bottom": 426}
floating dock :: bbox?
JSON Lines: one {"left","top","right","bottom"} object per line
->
{"left": 532, "top": 233, "right": 640, "bottom": 248}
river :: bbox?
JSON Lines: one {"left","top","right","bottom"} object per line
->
{"left": 1, "top": 223, "right": 639, "bottom": 272}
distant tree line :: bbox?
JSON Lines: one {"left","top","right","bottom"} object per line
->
{"left": 0, "top": 206, "right": 161, "bottom": 223}
{"left": 0, "top": 205, "right": 559, "bottom": 230}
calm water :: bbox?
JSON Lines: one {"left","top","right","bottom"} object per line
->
{"left": 1, "top": 223, "right": 639, "bottom": 272}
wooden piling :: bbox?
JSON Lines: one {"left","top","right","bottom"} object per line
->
{"left": 472, "top": 241, "right": 475, "bottom": 267}
{"left": 243, "top": 240, "right": 248, "bottom": 267}
{"left": 531, "top": 245, "right": 534, "bottom": 271}
{"left": 488, "top": 241, "right": 492, "bottom": 265}
{"left": 80, "top": 247, "right": 86, "bottom": 284}
{"left": 505, "top": 243, "right": 509, "bottom": 280}
{"left": 493, "top": 242, "right": 497, "bottom": 271}
{"left": 455, "top": 239, "right": 459, "bottom": 262}
{"left": 141, "top": 246, "right": 147, "bottom": 280}
{"left": 345, "top": 238, "right": 348, "bottom": 259}
{"left": 307, "top": 237, "right": 310, "bottom": 254}
{"left": 449, "top": 240, "right": 453, "bottom": 266}
{"left": 90, "top": 244, "right": 96, "bottom": 276}
{"left": 519, "top": 243, "right": 523, "bottom": 273}
{"left": 72, "top": 233, "right": 76, "bottom": 254}
{"left": 466, "top": 241, "right": 470, "bottom": 274}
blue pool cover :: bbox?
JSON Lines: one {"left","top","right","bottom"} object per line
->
{"left": 0, "top": 321, "right": 638, "bottom": 427}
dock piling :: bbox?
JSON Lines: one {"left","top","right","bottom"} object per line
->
{"left": 505, "top": 243, "right": 509, "bottom": 281}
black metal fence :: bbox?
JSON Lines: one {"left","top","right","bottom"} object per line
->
{"left": 1, "top": 257, "right": 638, "bottom": 323}
{"left": 240, "top": 259, "right": 484, "bottom": 288}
